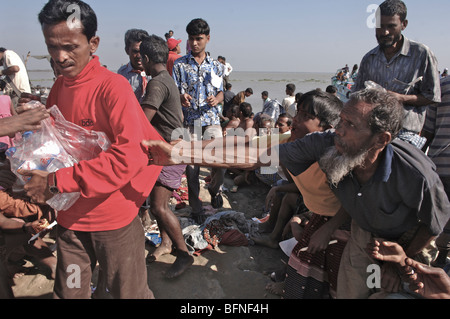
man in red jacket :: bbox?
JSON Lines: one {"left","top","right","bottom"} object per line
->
{"left": 19, "top": 0, "right": 163, "bottom": 299}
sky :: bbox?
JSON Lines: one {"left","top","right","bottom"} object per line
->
{"left": 2, "top": 0, "right": 450, "bottom": 73}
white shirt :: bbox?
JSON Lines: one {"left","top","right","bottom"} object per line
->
{"left": 2, "top": 50, "right": 31, "bottom": 94}
{"left": 282, "top": 96, "right": 295, "bottom": 114}
{"left": 224, "top": 63, "right": 233, "bottom": 76}
{"left": 287, "top": 102, "right": 297, "bottom": 117}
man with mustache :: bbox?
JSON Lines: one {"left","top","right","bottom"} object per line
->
{"left": 143, "top": 88, "right": 449, "bottom": 298}
{"left": 353, "top": 0, "right": 441, "bottom": 149}
{"left": 118, "top": 29, "right": 151, "bottom": 103}
{"left": 21, "top": 0, "right": 163, "bottom": 299}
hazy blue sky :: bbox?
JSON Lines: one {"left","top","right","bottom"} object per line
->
{"left": 2, "top": 0, "right": 450, "bottom": 73}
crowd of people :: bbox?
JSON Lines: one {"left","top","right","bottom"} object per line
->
{"left": 0, "top": 0, "right": 449, "bottom": 300}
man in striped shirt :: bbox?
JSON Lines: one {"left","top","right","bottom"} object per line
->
{"left": 422, "top": 77, "right": 450, "bottom": 269}
{"left": 353, "top": 0, "right": 441, "bottom": 149}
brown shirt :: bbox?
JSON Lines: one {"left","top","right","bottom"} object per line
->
{"left": 141, "top": 70, "right": 184, "bottom": 142}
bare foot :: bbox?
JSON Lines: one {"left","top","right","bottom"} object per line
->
{"left": 165, "top": 251, "right": 194, "bottom": 279}
{"left": 258, "top": 222, "right": 274, "bottom": 234}
{"left": 266, "top": 281, "right": 285, "bottom": 296}
{"left": 251, "top": 235, "right": 279, "bottom": 249}
{"left": 147, "top": 244, "right": 172, "bottom": 263}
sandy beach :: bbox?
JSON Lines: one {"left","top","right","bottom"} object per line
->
{"left": 4, "top": 71, "right": 333, "bottom": 300}
{"left": 7, "top": 167, "right": 286, "bottom": 299}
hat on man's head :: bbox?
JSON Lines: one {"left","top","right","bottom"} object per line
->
{"left": 167, "top": 38, "right": 182, "bottom": 50}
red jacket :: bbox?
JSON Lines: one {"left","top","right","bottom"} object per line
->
{"left": 166, "top": 51, "right": 182, "bottom": 76}
{"left": 47, "top": 56, "right": 163, "bottom": 231}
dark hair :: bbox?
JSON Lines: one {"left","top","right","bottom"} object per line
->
{"left": 278, "top": 113, "right": 293, "bottom": 126}
{"left": 38, "top": 0, "right": 98, "bottom": 41}
{"left": 245, "top": 88, "right": 253, "bottom": 94}
{"left": 297, "top": 90, "right": 343, "bottom": 128}
{"left": 125, "top": 29, "right": 149, "bottom": 51}
{"left": 326, "top": 85, "right": 337, "bottom": 94}
{"left": 378, "top": 0, "right": 407, "bottom": 22}
{"left": 229, "top": 104, "right": 240, "bottom": 117}
{"left": 262, "top": 91, "right": 269, "bottom": 97}
{"left": 286, "top": 83, "right": 296, "bottom": 92}
{"left": 140, "top": 34, "right": 168, "bottom": 65}
{"left": 0, "top": 48, "right": 6, "bottom": 53}
{"left": 349, "top": 88, "right": 404, "bottom": 139}
{"left": 239, "top": 102, "right": 253, "bottom": 118}
{"left": 225, "top": 83, "right": 232, "bottom": 90}
{"left": 186, "top": 18, "right": 210, "bottom": 36}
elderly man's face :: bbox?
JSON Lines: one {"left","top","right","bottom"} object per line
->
{"left": 318, "top": 100, "right": 377, "bottom": 186}
{"left": 334, "top": 101, "right": 376, "bottom": 156}
{"left": 43, "top": 21, "right": 99, "bottom": 78}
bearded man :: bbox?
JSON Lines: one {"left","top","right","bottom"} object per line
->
{"left": 143, "top": 88, "right": 449, "bottom": 299}
{"left": 280, "top": 89, "right": 449, "bottom": 298}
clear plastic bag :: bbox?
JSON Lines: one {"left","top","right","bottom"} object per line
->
{"left": 6, "top": 101, "right": 111, "bottom": 211}
{"left": 364, "top": 80, "right": 387, "bottom": 92}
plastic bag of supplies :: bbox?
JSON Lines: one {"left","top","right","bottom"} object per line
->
{"left": 6, "top": 101, "right": 111, "bottom": 211}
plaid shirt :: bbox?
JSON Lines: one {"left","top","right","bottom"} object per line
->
{"left": 353, "top": 37, "right": 441, "bottom": 133}
{"left": 172, "top": 53, "right": 224, "bottom": 127}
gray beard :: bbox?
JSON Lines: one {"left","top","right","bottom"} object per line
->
{"left": 319, "top": 146, "right": 368, "bottom": 188}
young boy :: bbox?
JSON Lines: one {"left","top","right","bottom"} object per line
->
{"left": 140, "top": 34, "right": 193, "bottom": 279}
{"left": 172, "top": 18, "right": 225, "bottom": 221}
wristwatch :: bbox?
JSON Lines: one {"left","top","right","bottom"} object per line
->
{"left": 47, "top": 172, "right": 60, "bottom": 195}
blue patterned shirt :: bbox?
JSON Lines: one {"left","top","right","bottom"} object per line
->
{"left": 172, "top": 53, "right": 224, "bottom": 127}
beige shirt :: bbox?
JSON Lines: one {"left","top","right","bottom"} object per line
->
{"left": 3, "top": 50, "right": 31, "bottom": 94}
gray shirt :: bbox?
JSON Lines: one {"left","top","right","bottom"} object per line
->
{"left": 353, "top": 37, "right": 441, "bottom": 133}
{"left": 279, "top": 130, "right": 449, "bottom": 240}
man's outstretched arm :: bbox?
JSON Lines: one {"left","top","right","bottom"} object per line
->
{"left": 142, "top": 135, "right": 279, "bottom": 170}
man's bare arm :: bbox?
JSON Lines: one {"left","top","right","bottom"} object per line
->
{"left": 0, "top": 107, "right": 50, "bottom": 137}
{"left": 142, "top": 134, "right": 278, "bottom": 170}
{"left": 390, "top": 92, "right": 436, "bottom": 108}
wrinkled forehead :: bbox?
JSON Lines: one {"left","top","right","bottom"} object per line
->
{"left": 341, "top": 100, "right": 374, "bottom": 122}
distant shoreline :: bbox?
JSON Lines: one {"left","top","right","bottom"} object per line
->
{"left": 28, "top": 69, "right": 335, "bottom": 74}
